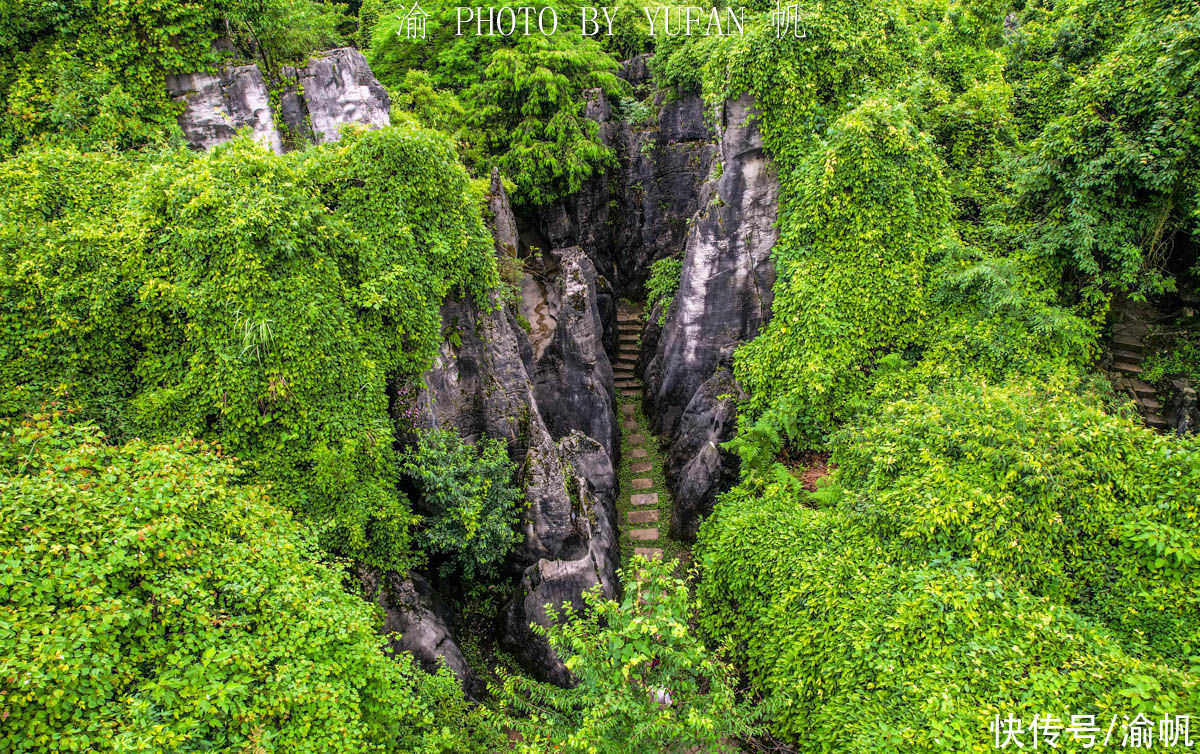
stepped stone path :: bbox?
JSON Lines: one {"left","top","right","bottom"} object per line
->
{"left": 614, "top": 305, "right": 668, "bottom": 560}
{"left": 1108, "top": 307, "right": 1169, "bottom": 431}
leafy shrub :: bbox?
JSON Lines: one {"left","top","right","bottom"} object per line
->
{"left": 697, "top": 468, "right": 1200, "bottom": 750}
{"left": 364, "top": 0, "right": 626, "bottom": 205}
{"left": 1143, "top": 329, "right": 1200, "bottom": 385}
{"left": 832, "top": 380, "right": 1200, "bottom": 660}
{"left": 0, "top": 408, "right": 482, "bottom": 753}
{"left": 401, "top": 429, "right": 524, "bottom": 583}
{"left": 0, "top": 126, "right": 497, "bottom": 571}
{"left": 733, "top": 96, "right": 952, "bottom": 441}
{"left": 1010, "top": 1, "right": 1200, "bottom": 300}
{"left": 645, "top": 255, "right": 682, "bottom": 325}
{"left": 497, "top": 557, "right": 765, "bottom": 752}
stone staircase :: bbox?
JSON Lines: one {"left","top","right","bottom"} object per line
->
{"left": 615, "top": 306, "right": 664, "bottom": 559}
{"left": 1108, "top": 306, "right": 1168, "bottom": 431}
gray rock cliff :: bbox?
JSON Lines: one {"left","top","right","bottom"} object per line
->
{"left": 167, "top": 47, "right": 389, "bottom": 153}
{"left": 643, "top": 94, "right": 780, "bottom": 540}
{"left": 404, "top": 177, "right": 620, "bottom": 684}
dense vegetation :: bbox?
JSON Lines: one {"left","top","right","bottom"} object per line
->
{"left": 0, "top": 408, "right": 482, "bottom": 753}
{"left": 655, "top": 0, "right": 1200, "bottom": 746}
{"left": 3, "top": 0, "right": 1198, "bottom": 750}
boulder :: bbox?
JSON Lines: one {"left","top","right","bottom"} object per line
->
{"left": 168, "top": 47, "right": 389, "bottom": 153}
{"left": 166, "top": 64, "right": 283, "bottom": 153}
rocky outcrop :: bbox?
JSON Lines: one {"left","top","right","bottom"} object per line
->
{"left": 644, "top": 95, "right": 780, "bottom": 540}
{"left": 522, "top": 246, "right": 618, "bottom": 461}
{"left": 665, "top": 367, "right": 743, "bottom": 541}
{"left": 404, "top": 178, "right": 620, "bottom": 684}
{"left": 503, "top": 431, "right": 618, "bottom": 684}
{"left": 167, "top": 47, "right": 389, "bottom": 153}
{"left": 165, "top": 64, "right": 282, "bottom": 152}
{"left": 536, "top": 56, "right": 717, "bottom": 300}
{"left": 1165, "top": 378, "right": 1199, "bottom": 434}
{"left": 359, "top": 568, "right": 483, "bottom": 699}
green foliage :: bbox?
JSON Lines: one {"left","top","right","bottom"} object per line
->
{"left": 0, "top": 0, "right": 345, "bottom": 152}
{"left": 0, "top": 408, "right": 484, "bottom": 753}
{"left": 645, "top": 255, "right": 682, "bottom": 325}
{"left": 401, "top": 429, "right": 524, "bottom": 584}
{"left": 733, "top": 96, "right": 952, "bottom": 442}
{"left": 831, "top": 380, "right": 1200, "bottom": 661}
{"left": 365, "top": 0, "right": 626, "bottom": 205}
{"left": 697, "top": 382, "right": 1200, "bottom": 749}
{"left": 698, "top": 482, "right": 1198, "bottom": 750}
{"left": 1009, "top": 1, "right": 1200, "bottom": 300}
{"left": 0, "top": 126, "right": 497, "bottom": 571}
{"left": 1144, "top": 328, "right": 1200, "bottom": 385}
{"left": 496, "top": 557, "right": 765, "bottom": 752}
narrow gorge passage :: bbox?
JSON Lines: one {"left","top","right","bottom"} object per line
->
{"left": 614, "top": 304, "right": 684, "bottom": 563}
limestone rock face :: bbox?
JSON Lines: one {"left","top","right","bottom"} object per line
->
{"left": 523, "top": 245, "right": 618, "bottom": 462}
{"left": 165, "top": 65, "right": 282, "bottom": 153}
{"left": 285, "top": 47, "right": 391, "bottom": 143}
{"left": 359, "top": 569, "right": 483, "bottom": 699}
{"left": 404, "top": 179, "right": 619, "bottom": 684}
{"left": 644, "top": 95, "right": 780, "bottom": 540}
{"left": 535, "top": 64, "right": 717, "bottom": 300}
{"left": 1166, "top": 378, "right": 1199, "bottom": 434}
{"left": 168, "top": 47, "right": 389, "bottom": 153}
{"left": 502, "top": 431, "right": 618, "bottom": 684}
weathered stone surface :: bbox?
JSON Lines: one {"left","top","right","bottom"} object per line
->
{"left": 170, "top": 47, "right": 389, "bottom": 153}
{"left": 522, "top": 246, "right": 618, "bottom": 461}
{"left": 287, "top": 47, "right": 391, "bottom": 143}
{"left": 359, "top": 568, "right": 482, "bottom": 698}
{"left": 166, "top": 64, "right": 283, "bottom": 153}
{"left": 407, "top": 177, "right": 620, "bottom": 685}
{"left": 1165, "top": 378, "right": 1199, "bottom": 434}
{"left": 667, "top": 368, "right": 742, "bottom": 540}
{"left": 630, "top": 492, "right": 658, "bottom": 506}
{"left": 644, "top": 95, "right": 779, "bottom": 540}
{"left": 503, "top": 431, "right": 618, "bottom": 684}
{"left": 535, "top": 83, "right": 716, "bottom": 303}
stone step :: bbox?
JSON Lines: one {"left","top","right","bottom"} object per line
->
{"left": 1113, "top": 333, "right": 1144, "bottom": 350}
{"left": 1129, "top": 379, "right": 1156, "bottom": 396}
{"left": 622, "top": 419, "right": 638, "bottom": 430}
{"left": 1113, "top": 361, "right": 1143, "bottom": 374}
{"left": 1147, "top": 413, "right": 1169, "bottom": 429}
{"left": 630, "top": 447, "right": 648, "bottom": 458}
{"left": 616, "top": 381, "right": 639, "bottom": 390}
{"left": 630, "top": 528, "right": 658, "bottom": 541}
{"left": 613, "top": 371, "right": 635, "bottom": 380}
{"left": 618, "top": 332, "right": 639, "bottom": 340}
{"left": 617, "top": 312, "right": 641, "bottom": 323}
{"left": 627, "top": 433, "right": 645, "bottom": 445}
{"left": 620, "top": 388, "right": 641, "bottom": 398}
{"left": 631, "top": 461, "right": 652, "bottom": 473}
{"left": 630, "top": 492, "right": 658, "bottom": 506}
{"left": 631, "top": 477, "right": 653, "bottom": 490}
{"left": 634, "top": 547, "right": 662, "bottom": 559}
{"left": 628, "top": 509, "right": 659, "bottom": 524}
{"left": 1112, "top": 349, "right": 1143, "bottom": 362}
{"left": 1140, "top": 396, "right": 1163, "bottom": 411}
{"left": 621, "top": 403, "right": 635, "bottom": 414}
